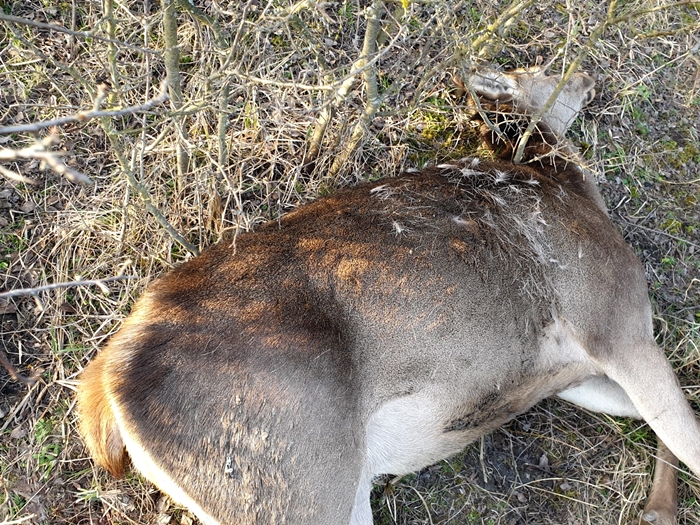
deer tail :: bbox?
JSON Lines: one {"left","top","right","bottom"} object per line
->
{"left": 77, "top": 352, "right": 128, "bottom": 477}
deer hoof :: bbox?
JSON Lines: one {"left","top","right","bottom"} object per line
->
{"left": 637, "top": 509, "right": 676, "bottom": 525}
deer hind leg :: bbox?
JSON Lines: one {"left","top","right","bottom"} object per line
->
{"left": 637, "top": 440, "right": 678, "bottom": 525}
{"left": 593, "top": 341, "right": 700, "bottom": 478}
{"left": 558, "top": 376, "right": 679, "bottom": 524}
{"left": 568, "top": 340, "right": 700, "bottom": 525}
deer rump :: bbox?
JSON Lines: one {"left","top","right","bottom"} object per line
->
{"left": 78, "top": 69, "right": 700, "bottom": 525}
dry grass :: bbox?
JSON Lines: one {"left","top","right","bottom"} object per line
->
{"left": 1, "top": 0, "right": 699, "bottom": 524}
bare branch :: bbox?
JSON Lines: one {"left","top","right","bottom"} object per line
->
{"left": 100, "top": 115, "right": 200, "bottom": 255}
{"left": 327, "top": 1, "right": 386, "bottom": 182}
{"left": 0, "top": 12, "right": 158, "bottom": 54}
{"left": 512, "top": 7, "right": 615, "bottom": 164}
{"left": 163, "top": 0, "right": 190, "bottom": 183}
{"left": 0, "top": 82, "right": 169, "bottom": 185}
{"left": 618, "top": 217, "right": 700, "bottom": 250}
{"left": 610, "top": 0, "right": 700, "bottom": 25}
{"left": 512, "top": 0, "right": 699, "bottom": 164}
{"left": 0, "top": 275, "right": 137, "bottom": 300}
{"left": 0, "top": 133, "right": 92, "bottom": 184}
{"left": 229, "top": 16, "right": 405, "bottom": 96}
{"left": 0, "top": 80, "right": 169, "bottom": 135}
{"left": 0, "top": 165, "right": 36, "bottom": 185}
{"left": 471, "top": 0, "right": 537, "bottom": 60}
{"left": 298, "top": 1, "right": 408, "bottom": 168}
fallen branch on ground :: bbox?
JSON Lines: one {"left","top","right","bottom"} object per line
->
{"left": 0, "top": 275, "right": 137, "bottom": 300}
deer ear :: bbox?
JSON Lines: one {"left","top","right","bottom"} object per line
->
{"left": 584, "top": 87, "right": 596, "bottom": 106}
{"left": 579, "top": 74, "right": 596, "bottom": 106}
{"left": 466, "top": 71, "right": 518, "bottom": 102}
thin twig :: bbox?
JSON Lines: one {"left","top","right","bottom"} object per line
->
{"left": 0, "top": 350, "right": 42, "bottom": 387}
{"left": 0, "top": 165, "right": 36, "bottom": 185}
{"left": 618, "top": 216, "right": 700, "bottom": 250}
{"left": 0, "top": 80, "right": 169, "bottom": 135}
{"left": 512, "top": 2, "right": 617, "bottom": 163}
{"left": 609, "top": 0, "right": 700, "bottom": 25}
{"left": 3, "top": 19, "right": 91, "bottom": 99}
{"left": 407, "top": 486, "right": 435, "bottom": 525}
{"left": 511, "top": 0, "right": 697, "bottom": 163}
{"left": 302, "top": 20, "right": 342, "bottom": 165}
{"left": 103, "top": 0, "right": 120, "bottom": 88}
{"left": 471, "top": 0, "right": 537, "bottom": 59}
{"left": 0, "top": 13, "right": 157, "bottom": 54}
{"left": 659, "top": 177, "right": 700, "bottom": 185}
{"left": 0, "top": 275, "right": 137, "bottom": 299}
{"left": 101, "top": 115, "right": 200, "bottom": 255}
{"left": 511, "top": 56, "right": 590, "bottom": 163}
{"left": 228, "top": 16, "right": 405, "bottom": 97}
{"left": 0, "top": 82, "right": 169, "bottom": 185}
{"left": 173, "top": 0, "right": 231, "bottom": 175}
{"left": 0, "top": 513, "right": 38, "bottom": 525}
{"left": 0, "top": 133, "right": 92, "bottom": 184}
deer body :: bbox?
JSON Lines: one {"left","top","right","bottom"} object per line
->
{"left": 78, "top": 68, "right": 700, "bottom": 525}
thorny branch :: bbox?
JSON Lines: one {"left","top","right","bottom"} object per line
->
{"left": 163, "top": 0, "right": 190, "bottom": 183}
{"left": 511, "top": 0, "right": 699, "bottom": 163}
{"left": 229, "top": 11, "right": 406, "bottom": 96}
{"left": 100, "top": 114, "right": 200, "bottom": 255}
{"left": 471, "top": 0, "right": 537, "bottom": 59}
{"left": 511, "top": 57, "right": 592, "bottom": 164}
{"left": 511, "top": 0, "right": 617, "bottom": 164}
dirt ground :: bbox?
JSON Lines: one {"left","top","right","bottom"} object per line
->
{"left": 1, "top": 1, "right": 699, "bottom": 524}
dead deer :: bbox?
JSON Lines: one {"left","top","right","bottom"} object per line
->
{"left": 77, "top": 66, "right": 700, "bottom": 525}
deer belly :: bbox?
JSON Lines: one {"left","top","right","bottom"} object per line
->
{"left": 363, "top": 392, "right": 505, "bottom": 477}
{"left": 363, "top": 360, "right": 596, "bottom": 477}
